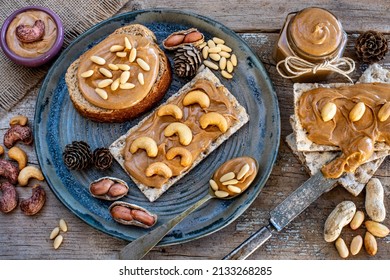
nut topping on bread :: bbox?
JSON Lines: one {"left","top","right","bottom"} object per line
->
{"left": 65, "top": 24, "right": 172, "bottom": 122}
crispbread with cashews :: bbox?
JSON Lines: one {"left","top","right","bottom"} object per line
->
{"left": 109, "top": 67, "right": 249, "bottom": 202}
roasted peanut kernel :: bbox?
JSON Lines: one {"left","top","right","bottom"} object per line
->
{"left": 378, "top": 102, "right": 390, "bottom": 122}
{"left": 164, "top": 34, "right": 185, "bottom": 47}
{"left": 364, "top": 231, "right": 377, "bottom": 256}
{"left": 350, "top": 210, "right": 365, "bottom": 230}
{"left": 90, "top": 178, "right": 114, "bottom": 195}
{"left": 350, "top": 235, "right": 363, "bottom": 256}
{"left": 335, "top": 237, "right": 349, "bottom": 258}
{"left": 349, "top": 102, "right": 366, "bottom": 122}
{"left": 107, "top": 183, "right": 128, "bottom": 197}
{"left": 321, "top": 102, "right": 337, "bottom": 122}
{"left": 183, "top": 31, "right": 203, "bottom": 43}
{"left": 131, "top": 209, "right": 155, "bottom": 226}
{"left": 111, "top": 205, "right": 133, "bottom": 221}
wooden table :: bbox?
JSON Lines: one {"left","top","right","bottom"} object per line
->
{"left": 1, "top": 1, "right": 390, "bottom": 260}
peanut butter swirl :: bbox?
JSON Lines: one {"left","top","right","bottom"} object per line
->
{"left": 298, "top": 83, "right": 390, "bottom": 178}
{"left": 123, "top": 79, "right": 239, "bottom": 188}
{"left": 289, "top": 7, "right": 343, "bottom": 57}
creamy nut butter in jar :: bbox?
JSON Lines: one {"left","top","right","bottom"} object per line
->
{"left": 274, "top": 7, "right": 353, "bottom": 82}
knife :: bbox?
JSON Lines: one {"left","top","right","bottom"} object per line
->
{"left": 223, "top": 171, "right": 338, "bottom": 260}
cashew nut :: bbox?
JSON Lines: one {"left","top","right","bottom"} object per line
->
{"left": 145, "top": 162, "right": 173, "bottom": 178}
{"left": 3, "top": 124, "right": 33, "bottom": 149}
{"left": 18, "top": 166, "right": 44, "bottom": 187}
{"left": 0, "top": 159, "right": 19, "bottom": 184}
{"left": 15, "top": 20, "right": 45, "bottom": 43}
{"left": 166, "top": 147, "right": 193, "bottom": 167}
{"left": 130, "top": 137, "right": 158, "bottom": 158}
{"left": 20, "top": 185, "right": 46, "bottom": 216}
{"left": 164, "top": 122, "right": 193, "bottom": 146}
{"left": 157, "top": 104, "right": 183, "bottom": 120}
{"left": 0, "top": 182, "right": 18, "bottom": 213}
{"left": 0, "top": 145, "right": 3, "bottom": 156}
{"left": 199, "top": 112, "right": 229, "bottom": 133}
{"left": 9, "top": 115, "right": 28, "bottom": 126}
{"left": 8, "top": 146, "right": 28, "bottom": 170}
{"left": 182, "top": 90, "right": 210, "bottom": 108}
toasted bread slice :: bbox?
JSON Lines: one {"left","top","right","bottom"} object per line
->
{"left": 65, "top": 24, "right": 172, "bottom": 122}
{"left": 110, "top": 68, "right": 249, "bottom": 202}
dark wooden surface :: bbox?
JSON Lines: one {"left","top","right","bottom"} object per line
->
{"left": 1, "top": 1, "right": 389, "bottom": 259}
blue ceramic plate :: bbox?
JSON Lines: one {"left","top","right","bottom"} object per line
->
{"left": 34, "top": 9, "right": 280, "bottom": 245}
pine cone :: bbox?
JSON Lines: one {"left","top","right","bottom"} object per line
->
{"left": 63, "top": 141, "right": 92, "bottom": 170}
{"left": 173, "top": 45, "right": 202, "bottom": 77}
{"left": 93, "top": 148, "right": 113, "bottom": 171}
{"left": 355, "top": 30, "right": 389, "bottom": 64}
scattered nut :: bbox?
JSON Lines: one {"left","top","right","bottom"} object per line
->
{"left": 237, "top": 163, "right": 250, "bottom": 180}
{"left": 0, "top": 182, "right": 18, "bottom": 213}
{"left": 130, "top": 137, "right": 158, "bottom": 158}
{"left": 335, "top": 237, "right": 349, "bottom": 259}
{"left": 209, "top": 179, "right": 218, "bottom": 191}
{"left": 365, "top": 178, "right": 386, "bottom": 222}
{"left": 129, "top": 48, "right": 137, "bottom": 63}
{"left": 81, "top": 70, "right": 94, "bottom": 78}
{"left": 183, "top": 90, "right": 210, "bottom": 108}
{"left": 202, "top": 46, "right": 209, "bottom": 59}
{"left": 213, "top": 37, "right": 225, "bottom": 45}
{"left": 116, "top": 51, "right": 127, "bottom": 58}
{"left": 227, "top": 60, "right": 234, "bottom": 73}
{"left": 207, "top": 39, "right": 216, "bottom": 48}
{"left": 321, "top": 102, "right": 337, "bottom": 122}
{"left": 0, "top": 159, "right": 19, "bottom": 184}
{"left": 157, "top": 104, "right": 183, "bottom": 120}
{"left": 350, "top": 210, "right": 365, "bottom": 230}
{"left": 203, "top": 60, "right": 219, "bottom": 70}
{"left": 219, "top": 57, "right": 227, "bottom": 70}
{"left": 110, "top": 45, "right": 124, "bottom": 52}
{"left": 378, "top": 102, "right": 390, "bottom": 122}
{"left": 111, "top": 78, "right": 120, "bottom": 91}
{"left": 166, "top": 147, "right": 193, "bottom": 167}
{"left": 217, "top": 44, "right": 232, "bottom": 53}
{"left": 365, "top": 221, "right": 390, "bottom": 238}
{"left": 120, "top": 71, "right": 130, "bottom": 84}
{"left": 90, "top": 55, "right": 106, "bottom": 65}
{"left": 18, "top": 165, "right": 44, "bottom": 186}
{"left": 209, "top": 53, "right": 221, "bottom": 61}
{"left": 95, "top": 88, "right": 108, "bottom": 100}
{"left": 231, "top": 54, "right": 238, "bottom": 66}
{"left": 136, "top": 58, "right": 150, "bottom": 71}
{"left": 145, "top": 162, "right": 173, "bottom": 179}
{"left": 350, "top": 235, "right": 363, "bottom": 256}
{"left": 53, "top": 235, "right": 63, "bottom": 250}
{"left": 221, "top": 70, "right": 233, "bottom": 79}
{"left": 138, "top": 73, "right": 145, "bottom": 85}
{"left": 349, "top": 102, "right": 366, "bottom": 122}
{"left": 20, "top": 185, "right": 46, "bottom": 216}
{"left": 8, "top": 146, "right": 28, "bottom": 170}
{"left": 324, "top": 201, "right": 356, "bottom": 242}
{"left": 59, "top": 219, "right": 68, "bottom": 232}
{"left": 124, "top": 37, "right": 132, "bottom": 50}
{"left": 120, "top": 83, "right": 135, "bottom": 90}
{"left": 109, "top": 201, "right": 157, "bottom": 228}
{"left": 364, "top": 231, "right": 377, "bottom": 256}
{"left": 164, "top": 122, "right": 193, "bottom": 146}
{"left": 97, "top": 79, "right": 113, "bottom": 88}
{"left": 219, "top": 172, "right": 235, "bottom": 182}
{"left": 15, "top": 20, "right": 45, "bottom": 43}
{"left": 3, "top": 124, "right": 33, "bottom": 149}
{"left": 99, "top": 68, "right": 113, "bottom": 78}
{"left": 50, "top": 227, "right": 60, "bottom": 240}
{"left": 199, "top": 112, "right": 229, "bottom": 133}
{"left": 9, "top": 115, "right": 28, "bottom": 126}
{"left": 208, "top": 47, "right": 222, "bottom": 54}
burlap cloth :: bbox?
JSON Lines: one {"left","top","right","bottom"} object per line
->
{"left": 0, "top": 0, "right": 127, "bottom": 114}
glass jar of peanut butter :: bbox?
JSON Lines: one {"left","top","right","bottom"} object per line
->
{"left": 274, "top": 7, "right": 350, "bottom": 82}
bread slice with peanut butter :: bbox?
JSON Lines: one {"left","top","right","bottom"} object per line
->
{"left": 65, "top": 24, "right": 172, "bottom": 122}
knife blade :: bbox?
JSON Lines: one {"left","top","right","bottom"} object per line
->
{"left": 223, "top": 171, "right": 338, "bottom": 260}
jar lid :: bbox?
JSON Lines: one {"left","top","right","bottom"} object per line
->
{"left": 288, "top": 7, "right": 343, "bottom": 58}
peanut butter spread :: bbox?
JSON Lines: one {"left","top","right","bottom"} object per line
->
{"left": 6, "top": 10, "right": 57, "bottom": 58}
{"left": 289, "top": 7, "right": 343, "bottom": 57}
{"left": 77, "top": 34, "right": 160, "bottom": 110}
{"left": 123, "top": 79, "right": 239, "bottom": 188}
{"left": 212, "top": 157, "right": 257, "bottom": 196}
{"left": 298, "top": 83, "right": 390, "bottom": 179}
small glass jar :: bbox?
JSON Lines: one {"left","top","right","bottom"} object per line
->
{"left": 273, "top": 7, "right": 348, "bottom": 82}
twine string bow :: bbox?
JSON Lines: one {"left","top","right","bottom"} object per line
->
{"left": 276, "top": 56, "right": 355, "bottom": 83}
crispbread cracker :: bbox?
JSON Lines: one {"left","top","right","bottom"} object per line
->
{"left": 110, "top": 67, "right": 249, "bottom": 202}
{"left": 293, "top": 64, "right": 390, "bottom": 152}
{"left": 286, "top": 133, "right": 388, "bottom": 196}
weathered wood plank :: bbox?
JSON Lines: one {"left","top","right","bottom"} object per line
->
{"left": 121, "top": 0, "right": 390, "bottom": 33}
{"left": 1, "top": 30, "right": 389, "bottom": 260}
